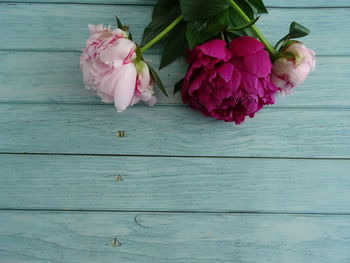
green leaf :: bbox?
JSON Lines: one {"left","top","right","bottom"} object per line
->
{"left": 227, "top": 16, "right": 259, "bottom": 32}
{"left": 289, "top": 21, "right": 310, "bottom": 38}
{"left": 115, "top": 16, "right": 123, "bottom": 29}
{"left": 135, "top": 46, "right": 143, "bottom": 63}
{"left": 186, "top": 21, "right": 211, "bottom": 49}
{"left": 206, "top": 9, "right": 230, "bottom": 36}
{"left": 278, "top": 51, "right": 296, "bottom": 60}
{"left": 153, "top": 0, "right": 180, "bottom": 19}
{"left": 173, "top": 78, "right": 184, "bottom": 94}
{"left": 274, "top": 22, "right": 310, "bottom": 50}
{"left": 227, "top": 31, "right": 244, "bottom": 41}
{"left": 226, "top": 7, "right": 255, "bottom": 37}
{"left": 160, "top": 23, "right": 187, "bottom": 69}
{"left": 128, "top": 32, "right": 133, "bottom": 41}
{"left": 281, "top": 40, "right": 300, "bottom": 50}
{"left": 244, "top": 0, "right": 268, "bottom": 14}
{"left": 141, "top": 14, "right": 177, "bottom": 47}
{"left": 147, "top": 63, "right": 168, "bottom": 97}
{"left": 180, "top": 0, "right": 258, "bottom": 44}
{"left": 274, "top": 34, "right": 289, "bottom": 50}
{"left": 180, "top": 0, "right": 229, "bottom": 21}
{"left": 235, "top": 0, "right": 255, "bottom": 19}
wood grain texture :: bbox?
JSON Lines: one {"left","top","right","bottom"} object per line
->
{"left": 0, "top": 53, "right": 344, "bottom": 107}
{"left": 0, "top": 0, "right": 347, "bottom": 7}
{"left": 0, "top": 3, "right": 346, "bottom": 55}
{"left": 0, "top": 51, "right": 186, "bottom": 105}
{"left": 1, "top": 210, "right": 350, "bottom": 263}
{"left": 0, "top": 1, "right": 348, "bottom": 262}
{"left": 1, "top": 154, "right": 350, "bottom": 213}
{"left": 0, "top": 104, "right": 349, "bottom": 158}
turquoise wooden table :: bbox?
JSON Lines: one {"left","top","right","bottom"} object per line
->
{"left": 1, "top": 0, "right": 350, "bottom": 262}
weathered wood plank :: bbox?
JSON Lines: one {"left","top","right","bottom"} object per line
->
{"left": 0, "top": 52, "right": 343, "bottom": 107}
{"left": 267, "top": 0, "right": 349, "bottom": 7}
{"left": 0, "top": 3, "right": 345, "bottom": 55}
{"left": 1, "top": 154, "right": 350, "bottom": 213}
{"left": 0, "top": 104, "right": 349, "bottom": 158}
{"left": 0, "top": 51, "right": 186, "bottom": 105}
{"left": 1, "top": 210, "right": 349, "bottom": 262}
{"left": 0, "top": 0, "right": 347, "bottom": 7}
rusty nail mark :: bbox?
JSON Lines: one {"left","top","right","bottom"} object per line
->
{"left": 114, "top": 175, "right": 123, "bottom": 182}
{"left": 110, "top": 238, "right": 121, "bottom": 247}
{"left": 116, "top": 131, "right": 126, "bottom": 138}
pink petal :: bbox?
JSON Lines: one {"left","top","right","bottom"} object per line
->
{"left": 88, "top": 24, "right": 105, "bottom": 35}
{"left": 90, "top": 59, "right": 111, "bottom": 81}
{"left": 99, "top": 38, "right": 136, "bottom": 67}
{"left": 270, "top": 73, "right": 293, "bottom": 94}
{"left": 97, "top": 67, "right": 126, "bottom": 103}
{"left": 136, "top": 61, "right": 151, "bottom": 93}
{"left": 114, "top": 63, "right": 137, "bottom": 112}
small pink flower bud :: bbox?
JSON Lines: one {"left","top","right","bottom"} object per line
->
{"left": 271, "top": 41, "right": 316, "bottom": 94}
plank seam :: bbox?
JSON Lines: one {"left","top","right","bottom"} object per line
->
{"left": 0, "top": 49, "right": 160, "bottom": 55}
{"left": 0, "top": 49, "right": 346, "bottom": 59}
{"left": 1, "top": 101, "right": 350, "bottom": 110}
{"left": 1, "top": 208, "right": 350, "bottom": 216}
{"left": 1, "top": 2, "right": 350, "bottom": 8}
{"left": 0, "top": 50, "right": 344, "bottom": 57}
{"left": 1, "top": 1, "right": 154, "bottom": 6}
{"left": 1, "top": 101, "right": 350, "bottom": 111}
{"left": 1, "top": 152, "right": 349, "bottom": 161}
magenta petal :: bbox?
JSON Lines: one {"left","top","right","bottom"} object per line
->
{"left": 197, "top": 89, "right": 211, "bottom": 105}
{"left": 240, "top": 71, "right": 258, "bottom": 93}
{"left": 185, "top": 57, "right": 211, "bottom": 83}
{"left": 230, "top": 36, "right": 264, "bottom": 57}
{"left": 256, "top": 80, "right": 265, "bottom": 97}
{"left": 217, "top": 62, "right": 234, "bottom": 82}
{"left": 215, "top": 85, "right": 232, "bottom": 101}
{"left": 245, "top": 96, "right": 259, "bottom": 114}
{"left": 243, "top": 50, "right": 272, "bottom": 77}
{"left": 230, "top": 69, "right": 241, "bottom": 91}
{"left": 196, "top": 39, "right": 231, "bottom": 60}
{"left": 188, "top": 71, "right": 207, "bottom": 94}
{"left": 181, "top": 36, "right": 279, "bottom": 125}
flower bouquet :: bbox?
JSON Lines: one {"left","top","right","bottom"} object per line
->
{"left": 80, "top": 0, "right": 315, "bottom": 124}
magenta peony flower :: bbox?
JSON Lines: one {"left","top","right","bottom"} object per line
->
{"left": 80, "top": 24, "right": 156, "bottom": 112}
{"left": 181, "top": 36, "right": 278, "bottom": 124}
{"left": 271, "top": 41, "right": 316, "bottom": 94}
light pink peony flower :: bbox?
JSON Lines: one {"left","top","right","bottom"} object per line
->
{"left": 80, "top": 24, "right": 156, "bottom": 112}
{"left": 271, "top": 41, "right": 316, "bottom": 94}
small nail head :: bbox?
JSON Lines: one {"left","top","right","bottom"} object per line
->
{"left": 110, "top": 238, "right": 121, "bottom": 247}
{"left": 116, "top": 131, "right": 126, "bottom": 138}
{"left": 114, "top": 175, "right": 123, "bottom": 182}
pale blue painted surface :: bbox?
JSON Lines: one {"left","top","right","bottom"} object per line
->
{"left": 0, "top": 4, "right": 349, "bottom": 55}
{"left": 1, "top": 154, "right": 350, "bottom": 213}
{"left": 0, "top": 0, "right": 349, "bottom": 262}
{"left": 1, "top": 211, "right": 350, "bottom": 263}
{"left": 0, "top": 104, "right": 349, "bottom": 158}
{"left": 0, "top": 0, "right": 347, "bottom": 6}
{"left": 1, "top": 53, "right": 348, "bottom": 108}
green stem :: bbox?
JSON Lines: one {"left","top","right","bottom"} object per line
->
{"left": 140, "top": 14, "right": 184, "bottom": 54}
{"left": 226, "top": 0, "right": 277, "bottom": 57}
